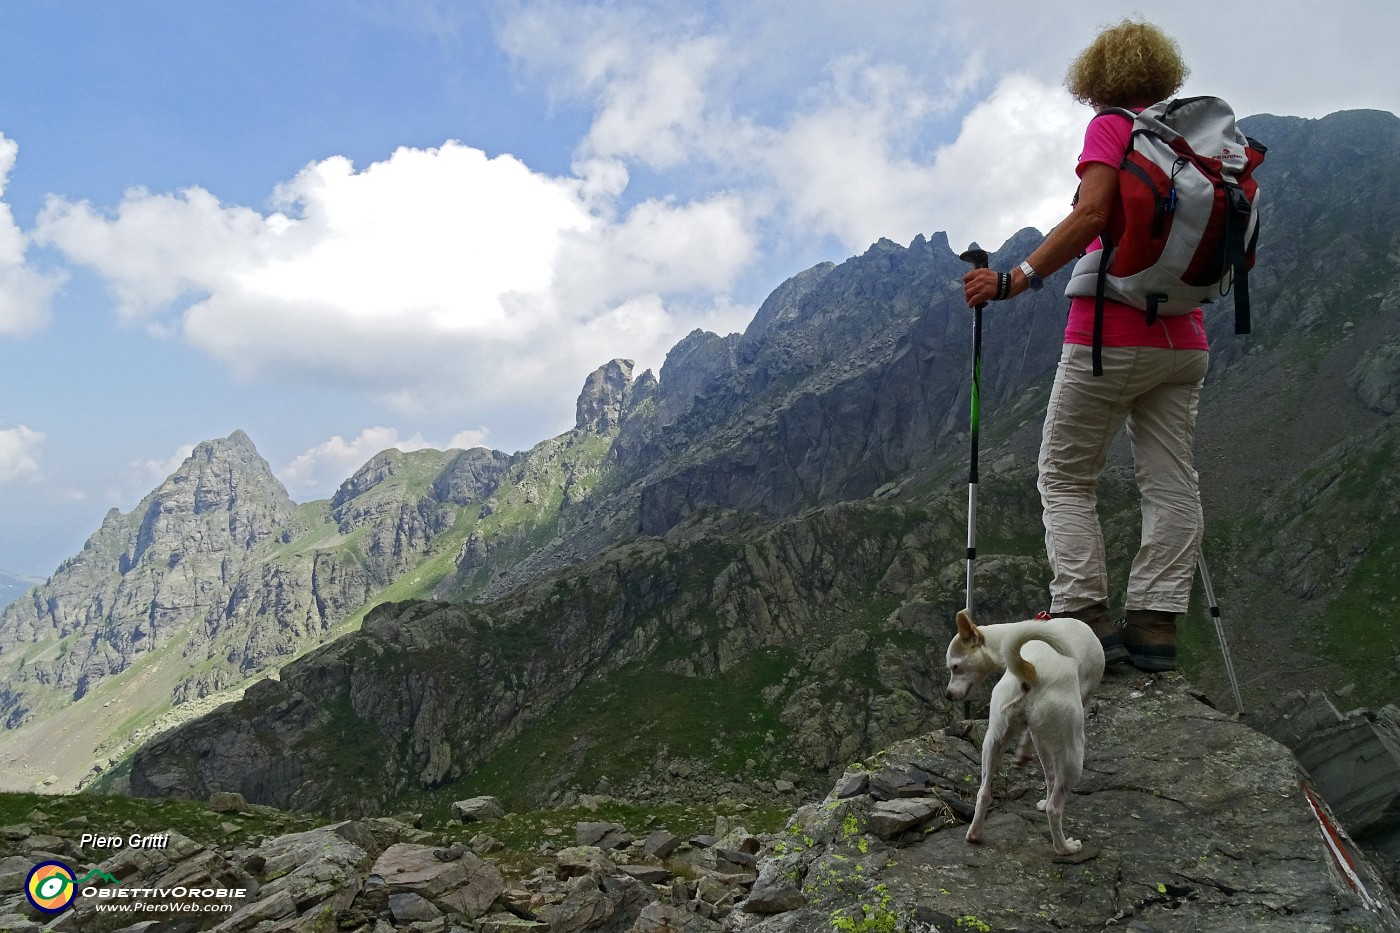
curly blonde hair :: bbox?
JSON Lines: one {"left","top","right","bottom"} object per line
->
{"left": 1065, "top": 20, "right": 1189, "bottom": 110}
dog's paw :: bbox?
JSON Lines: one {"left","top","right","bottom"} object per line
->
{"left": 1036, "top": 798, "right": 1049, "bottom": 812}
{"left": 1056, "top": 837, "right": 1082, "bottom": 855}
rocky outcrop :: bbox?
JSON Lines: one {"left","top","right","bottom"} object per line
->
{"left": 576, "top": 359, "right": 636, "bottom": 434}
{"left": 732, "top": 674, "right": 1400, "bottom": 933}
{"left": 433, "top": 447, "right": 515, "bottom": 507}
{"left": 1353, "top": 339, "right": 1400, "bottom": 415}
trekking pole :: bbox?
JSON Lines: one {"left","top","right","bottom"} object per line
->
{"left": 959, "top": 247, "right": 989, "bottom": 616}
{"left": 1197, "top": 553, "right": 1245, "bottom": 714}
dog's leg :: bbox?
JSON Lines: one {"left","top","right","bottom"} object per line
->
{"left": 1033, "top": 731, "right": 1053, "bottom": 813}
{"left": 966, "top": 709, "right": 1016, "bottom": 844}
{"left": 1014, "top": 727, "right": 1035, "bottom": 766}
{"left": 1042, "top": 742, "right": 1085, "bottom": 855}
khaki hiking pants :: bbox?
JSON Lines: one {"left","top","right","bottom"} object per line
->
{"left": 1038, "top": 343, "right": 1209, "bottom": 616}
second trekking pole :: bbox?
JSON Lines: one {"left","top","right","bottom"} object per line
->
{"left": 960, "top": 247, "right": 989, "bottom": 616}
{"left": 1197, "top": 554, "right": 1245, "bottom": 714}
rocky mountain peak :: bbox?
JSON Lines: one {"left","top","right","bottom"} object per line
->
{"left": 333, "top": 448, "right": 406, "bottom": 508}
{"left": 0, "top": 429, "right": 304, "bottom": 741}
{"left": 575, "top": 358, "right": 635, "bottom": 433}
{"left": 132, "top": 429, "right": 298, "bottom": 560}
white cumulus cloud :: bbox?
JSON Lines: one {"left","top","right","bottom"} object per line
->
{"left": 0, "top": 135, "right": 66, "bottom": 336}
{"left": 0, "top": 425, "right": 44, "bottom": 483}
{"left": 36, "top": 138, "right": 759, "bottom": 415}
{"left": 920, "top": 74, "right": 1085, "bottom": 251}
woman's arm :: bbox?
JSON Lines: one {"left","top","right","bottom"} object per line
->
{"left": 962, "top": 160, "right": 1118, "bottom": 307}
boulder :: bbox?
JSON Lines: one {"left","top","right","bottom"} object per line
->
{"left": 255, "top": 826, "right": 375, "bottom": 914}
{"left": 743, "top": 861, "right": 806, "bottom": 915}
{"left": 633, "top": 901, "right": 723, "bottom": 931}
{"left": 388, "top": 891, "right": 442, "bottom": 923}
{"left": 208, "top": 791, "right": 249, "bottom": 813}
{"left": 641, "top": 829, "right": 682, "bottom": 859}
{"left": 539, "top": 873, "right": 654, "bottom": 933}
{"left": 617, "top": 864, "right": 672, "bottom": 885}
{"left": 452, "top": 795, "right": 507, "bottom": 823}
{"left": 575, "top": 821, "right": 631, "bottom": 850}
{"left": 370, "top": 842, "right": 505, "bottom": 920}
{"left": 0, "top": 856, "right": 31, "bottom": 894}
{"left": 866, "top": 798, "right": 942, "bottom": 840}
{"left": 555, "top": 845, "right": 615, "bottom": 879}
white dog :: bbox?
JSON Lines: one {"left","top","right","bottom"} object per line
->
{"left": 944, "top": 609, "right": 1105, "bottom": 855}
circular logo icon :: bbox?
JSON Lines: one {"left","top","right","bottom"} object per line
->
{"left": 25, "top": 860, "right": 77, "bottom": 914}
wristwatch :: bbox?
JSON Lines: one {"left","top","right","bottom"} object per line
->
{"left": 1018, "top": 260, "right": 1044, "bottom": 291}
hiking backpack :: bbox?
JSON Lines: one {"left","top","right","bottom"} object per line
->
{"left": 1064, "top": 96, "right": 1267, "bottom": 375}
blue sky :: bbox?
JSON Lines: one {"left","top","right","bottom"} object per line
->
{"left": 1, "top": 0, "right": 1397, "bottom": 576}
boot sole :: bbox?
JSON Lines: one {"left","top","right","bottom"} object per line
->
{"left": 1125, "top": 643, "right": 1176, "bottom": 672}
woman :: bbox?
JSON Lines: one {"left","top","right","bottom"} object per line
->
{"left": 962, "top": 20, "right": 1203, "bottom": 672}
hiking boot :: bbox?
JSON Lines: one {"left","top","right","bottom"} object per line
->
{"left": 1051, "top": 602, "right": 1128, "bottom": 666}
{"left": 1123, "top": 609, "right": 1179, "bottom": 672}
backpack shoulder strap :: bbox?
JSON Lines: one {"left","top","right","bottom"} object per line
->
{"left": 1095, "top": 106, "right": 1139, "bottom": 119}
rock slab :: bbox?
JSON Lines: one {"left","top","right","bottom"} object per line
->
{"left": 735, "top": 674, "right": 1400, "bottom": 933}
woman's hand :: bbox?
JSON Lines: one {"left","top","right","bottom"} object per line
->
{"left": 963, "top": 268, "right": 1002, "bottom": 308}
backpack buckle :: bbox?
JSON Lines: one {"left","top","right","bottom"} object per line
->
{"left": 1145, "top": 293, "right": 1168, "bottom": 326}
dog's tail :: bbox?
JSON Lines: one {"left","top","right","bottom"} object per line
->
{"left": 1002, "top": 620, "right": 1086, "bottom": 690}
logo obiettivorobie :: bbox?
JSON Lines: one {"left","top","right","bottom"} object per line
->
{"left": 25, "top": 860, "right": 78, "bottom": 914}
{"left": 24, "top": 863, "right": 119, "bottom": 914}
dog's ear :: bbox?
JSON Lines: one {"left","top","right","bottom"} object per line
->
{"left": 955, "top": 609, "right": 983, "bottom": 646}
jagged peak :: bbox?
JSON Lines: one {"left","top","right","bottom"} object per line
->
{"left": 173, "top": 431, "right": 276, "bottom": 481}
{"left": 575, "top": 359, "right": 636, "bottom": 434}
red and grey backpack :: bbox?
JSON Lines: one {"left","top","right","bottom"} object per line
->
{"left": 1065, "top": 96, "right": 1267, "bottom": 375}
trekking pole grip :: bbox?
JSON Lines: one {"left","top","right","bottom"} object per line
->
{"left": 959, "top": 248, "right": 989, "bottom": 483}
{"left": 960, "top": 248, "right": 991, "bottom": 311}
